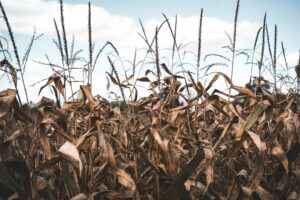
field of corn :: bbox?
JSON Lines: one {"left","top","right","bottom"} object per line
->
{"left": 0, "top": 0, "right": 300, "bottom": 199}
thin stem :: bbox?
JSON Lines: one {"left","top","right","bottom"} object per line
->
{"left": 88, "top": 1, "right": 93, "bottom": 87}
{"left": 155, "top": 26, "right": 161, "bottom": 91}
{"left": 228, "top": 0, "right": 240, "bottom": 101}
{"left": 53, "top": 18, "right": 66, "bottom": 100}
{"left": 60, "top": 0, "right": 74, "bottom": 101}
{"left": 259, "top": 13, "right": 267, "bottom": 80}
{"left": 197, "top": 8, "right": 203, "bottom": 83}
{"left": 250, "top": 27, "right": 262, "bottom": 83}
{"left": 281, "top": 42, "right": 289, "bottom": 76}
{"left": 0, "top": 1, "right": 28, "bottom": 105}
{"left": 171, "top": 15, "right": 177, "bottom": 72}
{"left": 273, "top": 25, "right": 277, "bottom": 95}
{"left": 296, "top": 50, "right": 300, "bottom": 93}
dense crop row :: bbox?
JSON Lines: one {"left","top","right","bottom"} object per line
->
{"left": 0, "top": 0, "right": 300, "bottom": 199}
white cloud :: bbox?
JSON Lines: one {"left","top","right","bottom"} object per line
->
{"left": 3, "top": 0, "right": 289, "bottom": 102}
{"left": 0, "top": 0, "right": 260, "bottom": 50}
{"left": 0, "top": 0, "right": 136, "bottom": 43}
{"left": 278, "top": 51, "right": 299, "bottom": 68}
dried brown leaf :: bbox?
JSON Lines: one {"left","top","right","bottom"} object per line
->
{"left": 58, "top": 141, "right": 83, "bottom": 176}
{"left": 272, "top": 144, "right": 289, "bottom": 172}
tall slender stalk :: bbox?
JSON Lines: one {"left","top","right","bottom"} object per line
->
{"left": 273, "top": 25, "right": 277, "bottom": 95}
{"left": 0, "top": 1, "right": 28, "bottom": 105}
{"left": 281, "top": 42, "right": 289, "bottom": 76}
{"left": 196, "top": 8, "right": 203, "bottom": 83}
{"left": 53, "top": 19, "right": 64, "bottom": 66}
{"left": 228, "top": 0, "right": 240, "bottom": 101}
{"left": 53, "top": 19, "right": 67, "bottom": 101}
{"left": 60, "top": 0, "right": 74, "bottom": 100}
{"left": 60, "top": 0, "right": 69, "bottom": 65}
{"left": 171, "top": 15, "right": 177, "bottom": 72}
{"left": 259, "top": 13, "right": 267, "bottom": 80}
{"left": 265, "top": 24, "right": 273, "bottom": 67}
{"left": 296, "top": 50, "right": 300, "bottom": 93}
{"left": 88, "top": 1, "right": 93, "bottom": 87}
{"left": 155, "top": 26, "right": 161, "bottom": 91}
{"left": 195, "top": 8, "right": 204, "bottom": 141}
{"left": 249, "top": 27, "right": 262, "bottom": 83}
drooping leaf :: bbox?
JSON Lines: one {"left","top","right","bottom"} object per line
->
{"left": 137, "top": 77, "right": 151, "bottom": 82}
{"left": 80, "top": 84, "right": 95, "bottom": 109}
{"left": 58, "top": 141, "right": 83, "bottom": 176}
{"left": 0, "top": 89, "right": 16, "bottom": 119}
{"left": 236, "top": 100, "right": 269, "bottom": 139}
{"left": 39, "top": 75, "right": 65, "bottom": 97}
{"left": 272, "top": 144, "right": 289, "bottom": 172}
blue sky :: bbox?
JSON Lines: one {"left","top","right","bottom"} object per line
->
{"left": 75, "top": 0, "right": 300, "bottom": 52}
{"left": 0, "top": 0, "right": 299, "bottom": 102}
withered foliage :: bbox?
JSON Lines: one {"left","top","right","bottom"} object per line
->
{"left": 1, "top": 0, "right": 300, "bottom": 199}
{"left": 0, "top": 70, "right": 300, "bottom": 199}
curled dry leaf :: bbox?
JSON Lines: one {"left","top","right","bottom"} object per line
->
{"left": 137, "top": 77, "right": 151, "bottom": 82}
{"left": 272, "top": 144, "right": 289, "bottom": 172}
{"left": 116, "top": 169, "right": 136, "bottom": 197}
{"left": 0, "top": 60, "right": 17, "bottom": 88}
{"left": 58, "top": 141, "right": 83, "bottom": 176}
{"left": 203, "top": 148, "right": 214, "bottom": 190}
{"left": 151, "top": 128, "right": 169, "bottom": 152}
{"left": 284, "top": 110, "right": 296, "bottom": 150}
{"left": 0, "top": 89, "right": 16, "bottom": 119}
{"left": 247, "top": 131, "right": 266, "bottom": 152}
{"left": 39, "top": 75, "right": 65, "bottom": 98}
{"left": 80, "top": 85, "right": 96, "bottom": 109}
{"left": 235, "top": 169, "right": 249, "bottom": 186}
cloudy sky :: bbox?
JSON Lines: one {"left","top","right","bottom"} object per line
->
{"left": 0, "top": 0, "right": 299, "bottom": 102}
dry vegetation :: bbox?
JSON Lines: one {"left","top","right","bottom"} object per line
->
{"left": 0, "top": 0, "right": 300, "bottom": 199}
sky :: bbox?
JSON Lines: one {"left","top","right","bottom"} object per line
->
{"left": 0, "top": 0, "right": 299, "bottom": 103}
